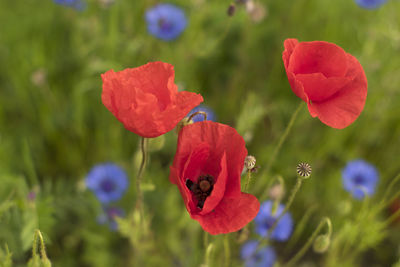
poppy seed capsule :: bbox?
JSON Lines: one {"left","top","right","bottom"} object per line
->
{"left": 245, "top": 155, "right": 256, "bottom": 170}
{"left": 297, "top": 162, "right": 312, "bottom": 178}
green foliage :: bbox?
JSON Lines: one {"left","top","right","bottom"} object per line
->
{"left": 0, "top": 245, "right": 12, "bottom": 267}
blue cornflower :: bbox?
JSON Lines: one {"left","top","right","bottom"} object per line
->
{"left": 355, "top": 0, "right": 388, "bottom": 9}
{"left": 145, "top": 4, "right": 187, "bottom": 41}
{"left": 54, "top": 0, "right": 86, "bottom": 10}
{"left": 97, "top": 206, "right": 125, "bottom": 231}
{"left": 86, "top": 163, "right": 128, "bottom": 204}
{"left": 241, "top": 241, "right": 276, "bottom": 267}
{"left": 342, "top": 159, "right": 379, "bottom": 200}
{"left": 187, "top": 105, "right": 216, "bottom": 123}
{"left": 254, "top": 200, "right": 293, "bottom": 241}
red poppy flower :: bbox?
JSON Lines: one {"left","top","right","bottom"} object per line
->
{"left": 169, "top": 121, "right": 260, "bottom": 235}
{"left": 282, "top": 39, "right": 368, "bottom": 129}
{"left": 101, "top": 61, "right": 203, "bottom": 138}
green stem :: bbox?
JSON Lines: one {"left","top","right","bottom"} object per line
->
{"left": 286, "top": 217, "right": 332, "bottom": 267}
{"left": 381, "top": 172, "right": 400, "bottom": 202}
{"left": 223, "top": 235, "right": 230, "bottom": 267}
{"left": 204, "top": 243, "right": 214, "bottom": 267}
{"left": 257, "top": 102, "right": 303, "bottom": 196}
{"left": 33, "top": 229, "right": 49, "bottom": 260}
{"left": 244, "top": 170, "right": 252, "bottom": 192}
{"left": 265, "top": 102, "right": 302, "bottom": 173}
{"left": 136, "top": 137, "right": 148, "bottom": 225}
{"left": 267, "top": 176, "right": 304, "bottom": 237}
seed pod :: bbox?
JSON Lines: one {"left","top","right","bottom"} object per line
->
{"left": 297, "top": 162, "right": 312, "bottom": 178}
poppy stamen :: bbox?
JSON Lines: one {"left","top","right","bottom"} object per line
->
{"left": 185, "top": 174, "right": 215, "bottom": 209}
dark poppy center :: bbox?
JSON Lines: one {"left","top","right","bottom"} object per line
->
{"left": 100, "top": 179, "right": 116, "bottom": 193}
{"left": 186, "top": 174, "right": 215, "bottom": 210}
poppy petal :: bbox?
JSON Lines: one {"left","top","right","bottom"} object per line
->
{"left": 200, "top": 153, "right": 228, "bottom": 215}
{"left": 288, "top": 41, "right": 348, "bottom": 78}
{"left": 282, "top": 38, "right": 298, "bottom": 69}
{"left": 182, "top": 142, "right": 210, "bottom": 183}
{"left": 307, "top": 53, "right": 367, "bottom": 129}
{"left": 295, "top": 73, "right": 352, "bottom": 102}
{"left": 101, "top": 61, "right": 203, "bottom": 138}
{"left": 193, "top": 193, "right": 260, "bottom": 235}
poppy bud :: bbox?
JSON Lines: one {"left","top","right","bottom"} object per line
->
{"left": 268, "top": 183, "right": 285, "bottom": 201}
{"left": 313, "top": 234, "right": 330, "bottom": 253}
{"left": 244, "top": 155, "right": 256, "bottom": 170}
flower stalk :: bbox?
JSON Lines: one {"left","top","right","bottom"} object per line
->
{"left": 136, "top": 137, "right": 148, "bottom": 226}
{"left": 258, "top": 102, "right": 303, "bottom": 197}
{"left": 286, "top": 217, "right": 332, "bottom": 267}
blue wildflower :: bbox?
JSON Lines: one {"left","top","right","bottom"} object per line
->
{"left": 254, "top": 200, "right": 293, "bottom": 241}
{"left": 54, "top": 0, "right": 86, "bottom": 10}
{"left": 187, "top": 105, "right": 216, "bottom": 123}
{"left": 241, "top": 241, "right": 276, "bottom": 267}
{"left": 145, "top": 4, "right": 187, "bottom": 41}
{"left": 97, "top": 206, "right": 125, "bottom": 231}
{"left": 342, "top": 159, "right": 379, "bottom": 200}
{"left": 86, "top": 163, "right": 128, "bottom": 204}
{"left": 355, "top": 0, "right": 388, "bottom": 9}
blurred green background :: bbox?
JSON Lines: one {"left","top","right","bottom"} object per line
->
{"left": 0, "top": 0, "right": 400, "bottom": 266}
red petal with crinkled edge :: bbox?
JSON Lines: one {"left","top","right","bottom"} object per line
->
{"left": 192, "top": 193, "right": 260, "bottom": 235}
{"left": 283, "top": 39, "right": 308, "bottom": 102}
{"left": 101, "top": 61, "right": 203, "bottom": 138}
{"left": 307, "top": 53, "right": 367, "bottom": 129}
{"left": 288, "top": 41, "right": 348, "bottom": 78}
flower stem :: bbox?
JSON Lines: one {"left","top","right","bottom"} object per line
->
{"left": 187, "top": 111, "right": 207, "bottom": 123}
{"left": 267, "top": 175, "right": 304, "bottom": 237}
{"left": 266, "top": 102, "right": 302, "bottom": 172}
{"left": 204, "top": 240, "right": 214, "bottom": 267}
{"left": 32, "top": 229, "right": 49, "bottom": 261}
{"left": 286, "top": 217, "right": 332, "bottom": 267}
{"left": 223, "top": 235, "right": 230, "bottom": 267}
{"left": 258, "top": 102, "right": 303, "bottom": 196}
{"left": 381, "top": 171, "right": 400, "bottom": 202}
{"left": 136, "top": 137, "right": 148, "bottom": 225}
{"left": 244, "top": 170, "right": 252, "bottom": 192}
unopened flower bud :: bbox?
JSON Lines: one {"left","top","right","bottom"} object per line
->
{"left": 244, "top": 155, "right": 256, "bottom": 170}
{"left": 268, "top": 183, "right": 285, "bottom": 200}
{"left": 313, "top": 234, "right": 330, "bottom": 253}
{"left": 297, "top": 162, "right": 312, "bottom": 178}
{"left": 227, "top": 3, "right": 236, "bottom": 16}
